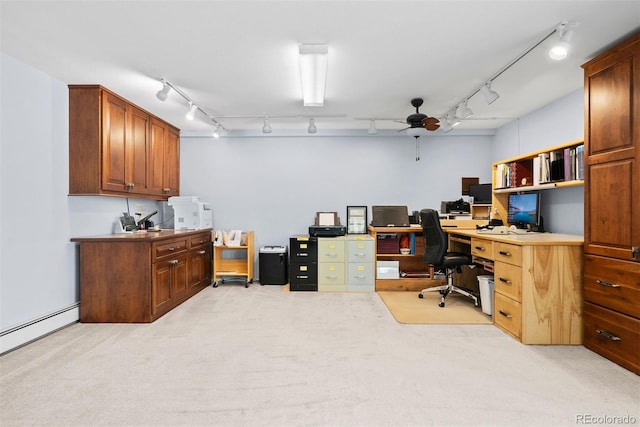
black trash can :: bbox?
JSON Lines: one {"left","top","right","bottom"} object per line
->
{"left": 259, "top": 245, "right": 288, "bottom": 285}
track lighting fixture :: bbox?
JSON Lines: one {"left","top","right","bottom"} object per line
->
{"left": 156, "top": 79, "right": 170, "bottom": 101}
{"left": 548, "top": 21, "right": 573, "bottom": 61}
{"left": 368, "top": 120, "right": 378, "bottom": 135}
{"left": 308, "top": 118, "right": 317, "bottom": 134}
{"left": 262, "top": 117, "right": 272, "bottom": 134}
{"left": 212, "top": 124, "right": 221, "bottom": 139}
{"left": 456, "top": 100, "right": 473, "bottom": 119}
{"left": 480, "top": 82, "right": 500, "bottom": 105}
{"left": 186, "top": 102, "right": 198, "bottom": 120}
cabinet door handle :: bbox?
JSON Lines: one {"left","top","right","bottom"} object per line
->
{"left": 169, "top": 260, "right": 179, "bottom": 266}
{"left": 163, "top": 188, "right": 171, "bottom": 193}
{"left": 125, "top": 182, "right": 134, "bottom": 190}
{"left": 197, "top": 250, "right": 206, "bottom": 255}
{"left": 498, "top": 310, "right": 512, "bottom": 318}
{"left": 499, "top": 277, "right": 512, "bottom": 284}
{"left": 596, "top": 329, "right": 621, "bottom": 341}
{"left": 632, "top": 246, "right": 638, "bottom": 259}
{"left": 596, "top": 280, "right": 620, "bottom": 288}
{"left": 498, "top": 251, "right": 511, "bottom": 256}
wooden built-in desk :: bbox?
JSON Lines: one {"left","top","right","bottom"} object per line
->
{"left": 445, "top": 229, "right": 584, "bottom": 344}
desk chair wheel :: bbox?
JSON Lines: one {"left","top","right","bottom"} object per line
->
{"left": 418, "top": 293, "right": 424, "bottom": 298}
{"left": 439, "top": 301, "right": 445, "bottom": 308}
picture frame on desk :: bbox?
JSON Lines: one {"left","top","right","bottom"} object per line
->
{"left": 346, "top": 206, "right": 367, "bottom": 234}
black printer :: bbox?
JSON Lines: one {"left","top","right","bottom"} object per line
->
{"left": 441, "top": 199, "right": 470, "bottom": 214}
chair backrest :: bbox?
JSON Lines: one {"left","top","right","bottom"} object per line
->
{"left": 420, "top": 208, "right": 448, "bottom": 265}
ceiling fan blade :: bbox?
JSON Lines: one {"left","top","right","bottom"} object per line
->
{"left": 422, "top": 116, "right": 440, "bottom": 131}
{"left": 396, "top": 126, "right": 410, "bottom": 132}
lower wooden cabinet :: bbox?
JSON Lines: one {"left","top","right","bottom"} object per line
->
{"left": 72, "top": 229, "right": 212, "bottom": 323}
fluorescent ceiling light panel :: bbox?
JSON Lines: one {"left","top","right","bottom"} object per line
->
{"left": 299, "top": 44, "right": 328, "bottom": 107}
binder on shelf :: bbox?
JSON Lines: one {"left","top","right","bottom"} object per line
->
{"left": 549, "top": 150, "right": 565, "bottom": 182}
{"left": 576, "top": 144, "right": 585, "bottom": 180}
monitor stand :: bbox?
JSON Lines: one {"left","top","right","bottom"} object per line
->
{"left": 528, "top": 216, "right": 545, "bottom": 233}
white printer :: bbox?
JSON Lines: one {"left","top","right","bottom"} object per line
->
{"left": 167, "top": 196, "right": 213, "bottom": 230}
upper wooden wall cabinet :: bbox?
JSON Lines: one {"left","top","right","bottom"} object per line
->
{"left": 68, "top": 85, "right": 180, "bottom": 200}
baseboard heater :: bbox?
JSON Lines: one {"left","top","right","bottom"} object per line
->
{"left": 0, "top": 303, "right": 79, "bottom": 354}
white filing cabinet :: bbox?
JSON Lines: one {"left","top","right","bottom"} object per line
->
{"left": 318, "top": 237, "right": 346, "bottom": 292}
{"left": 346, "top": 235, "right": 375, "bottom": 292}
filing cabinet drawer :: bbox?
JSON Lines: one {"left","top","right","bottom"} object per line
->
{"left": 583, "top": 302, "right": 640, "bottom": 374}
{"left": 494, "top": 261, "right": 522, "bottom": 302}
{"left": 153, "top": 238, "right": 188, "bottom": 260}
{"left": 584, "top": 255, "right": 640, "bottom": 318}
{"left": 290, "top": 237, "right": 317, "bottom": 263}
{"left": 347, "top": 263, "right": 375, "bottom": 286}
{"left": 494, "top": 242, "right": 522, "bottom": 266}
{"left": 471, "top": 238, "right": 493, "bottom": 260}
{"left": 347, "top": 239, "right": 374, "bottom": 262}
{"left": 318, "top": 263, "right": 345, "bottom": 285}
{"left": 318, "top": 237, "right": 345, "bottom": 262}
{"left": 494, "top": 292, "right": 522, "bottom": 340}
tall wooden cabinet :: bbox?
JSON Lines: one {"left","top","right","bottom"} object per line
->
{"left": 69, "top": 85, "right": 180, "bottom": 200}
{"left": 582, "top": 32, "right": 639, "bottom": 374}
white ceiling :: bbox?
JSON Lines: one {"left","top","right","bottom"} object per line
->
{"left": 1, "top": 0, "right": 638, "bottom": 136}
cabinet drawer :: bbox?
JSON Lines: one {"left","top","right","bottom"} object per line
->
{"left": 584, "top": 255, "right": 640, "bottom": 318}
{"left": 347, "top": 263, "right": 375, "bottom": 285}
{"left": 153, "top": 238, "right": 188, "bottom": 260}
{"left": 494, "top": 242, "right": 522, "bottom": 266}
{"left": 583, "top": 302, "right": 640, "bottom": 374}
{"left": 347, "top": 240, "right": 374, "bottom": 262}
{"left": 494, "top": 261, "right": 522, "bottom": 302}
{"left": 290, "top": 237, "right": 317, "bottom": 262}
{"left": 189, "top": 233, "right": 211, "bottom": 249}
{"left": 318, "top": 263, "right": 345, "bottom": 285}
{"left": 471, "top": 238, "right": 493, "bottom": 260}
{"left": 290, "top": 262, "right": 317, "bottom": 284}
{"left": 494, "top": 292, "right": 522, "bottom": 340}
{"left": 318, "top": 238, "right": 345, "bottom": 262}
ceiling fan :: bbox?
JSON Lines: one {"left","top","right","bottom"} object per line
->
{"left": 397, "top": 98, "right": 440, "bottom": 132}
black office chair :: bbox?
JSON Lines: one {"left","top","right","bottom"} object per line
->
{"left": 418, "top": 208, "right": 479, "bottom": 308}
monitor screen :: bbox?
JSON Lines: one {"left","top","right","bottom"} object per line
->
{"left": 507, "top": 192, "right": 540, "bottom": 226}
{"left": 469, "top": 183, "right": 492, "bottom": 204}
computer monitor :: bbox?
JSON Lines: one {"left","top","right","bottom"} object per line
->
{"left": 507, "top": 192, "right": 540, "bottom": 228}
{"left": 469, "top": 183, "right": 492, "bottom": 204}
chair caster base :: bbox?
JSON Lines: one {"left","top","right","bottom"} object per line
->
{"left": 418, "top": 293, "right": 424, "bottom": 299}
{"left": 438, "top": 301, "right": 445, "bottom": 308}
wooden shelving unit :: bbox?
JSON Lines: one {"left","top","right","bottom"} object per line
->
{"left": 213, "top": 231, "right": 254, "bottom": 288}
{"left": 492, "top": 139, "right": 585, "bottom": 223}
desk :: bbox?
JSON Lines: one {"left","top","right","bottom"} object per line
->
{"left": 446, "top": 229, "right": 584, "bottom": 345}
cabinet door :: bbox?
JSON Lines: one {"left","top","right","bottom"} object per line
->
{"left": 101, "top": 92, "right": 129, "bottom": 192}
{"left": 129, "top": 106, "right": 150, "bottom": 194}
{"left": 148, "top": 117, "right": 167, "bottom": 196}
{"left": 583, "top": 34, "right": 640, "bottom": 261}
{"left": 152, "top": 259, "right": 173, "bottom": 315}
{"left": 189, "top": 245, "right": 212, "bottom": 292}
{"left": 163, "top": 126, "right": 180, "bottom": 197}
{"left": 172, "top": 255, "right": 188, "bottom": 301}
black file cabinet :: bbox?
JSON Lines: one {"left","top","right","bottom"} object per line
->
{"left": 289, "top": 236, "right": 318, "bottom": 291}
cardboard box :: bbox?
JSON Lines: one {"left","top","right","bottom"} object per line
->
{"left": 377, "top": 261, "right": 399, "bottom": 279}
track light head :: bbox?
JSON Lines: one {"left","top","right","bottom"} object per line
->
{"left": 212, "top": 124, "right": 220, "bottom": 138}
{"left": 308, "top": 118, "right": 317, "bottom": 134}
{"left": 186, "top": 103, "right": 197, "bottom": 121}
{"left": 480, "top": 82, "right": 500, "bottom": 104}
{"left": 368, "top": 120, "right": 378, "bottom": 135}
{"left": 262, "top": 117, "right": 272, "bottom": 134}
{"left": 156, "top": 81, "right": 171, "bottom": 101}
{"left": 456, "top": 100, "right": 473, "bottom": 119}
{"left": 549, "top": 22, "right": 574, "bottom": 61}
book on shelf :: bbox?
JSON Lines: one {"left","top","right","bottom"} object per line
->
{"left": 576, "top": 144, "right": 584, "bottom": 180}
{"left": 549, "top": 149, "right": 565, "bottom": 181}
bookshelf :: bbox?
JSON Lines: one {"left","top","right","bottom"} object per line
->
{"left": 491, "top": 139, "right": 584, "bottom": 224}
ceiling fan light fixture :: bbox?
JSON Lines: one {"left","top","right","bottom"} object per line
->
{"left": 156, "top": 80, "right": 170, "bottom": 101}
{"left": 299, "top": 44, "right": 328, "bottom": 107}
{"left": 480, "top": 82, "right": 500, "bottom": 104}
{"left": 308, "top": 118, "right": 317, "bottom": 134}
{"left": 186, "top": 102, "right": 198, "bottom": 120}
{"left": 406, "top": 127, "right": 427, "bottom": 137}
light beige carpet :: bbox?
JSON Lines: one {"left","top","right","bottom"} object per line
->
{"left": 378, "top": 291, "right": 493, "bottom": 324}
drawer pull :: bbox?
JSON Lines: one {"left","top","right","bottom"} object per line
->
{"left": 353, "top": 275, "right": 366, "bottom": 279}
{"left": 296, "top": 253, "right": 308, "bottom": 257}
{"left": 498, "top": 250, "right": 511, "bottom": 256}
{"left": 596, "top": 279, "right": 620, "bottom": 288}
{"left": 197, "top": 250, "right": 206, "bottom": 255}
{"left": 296, "top": 275, "right": 308, "bottom": 279}
{"left": 474, "top": 246, "right": 485, "bottom": 251}
{"left": 499, "top": 277, "right": 512, "bottom": 284}
{"left": 596, "top": 329, "right": 621, "bottom": 341}
{"left": 498, "top": 310, "right": 512, "bottom": 319}
{"left": 168, "top": 247, "right": 176, "bottom": 251}
{"left": 325, "top": 253, "right": 337, "bottom": 257}
{"left": 325, "top": 275, "right": 338, "bottom": 279}
{"left": 354, "top": 253, "right": 366, "bottom": 257}
{"left": 169, "top": 260, "right": 179, "bottom": 266}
